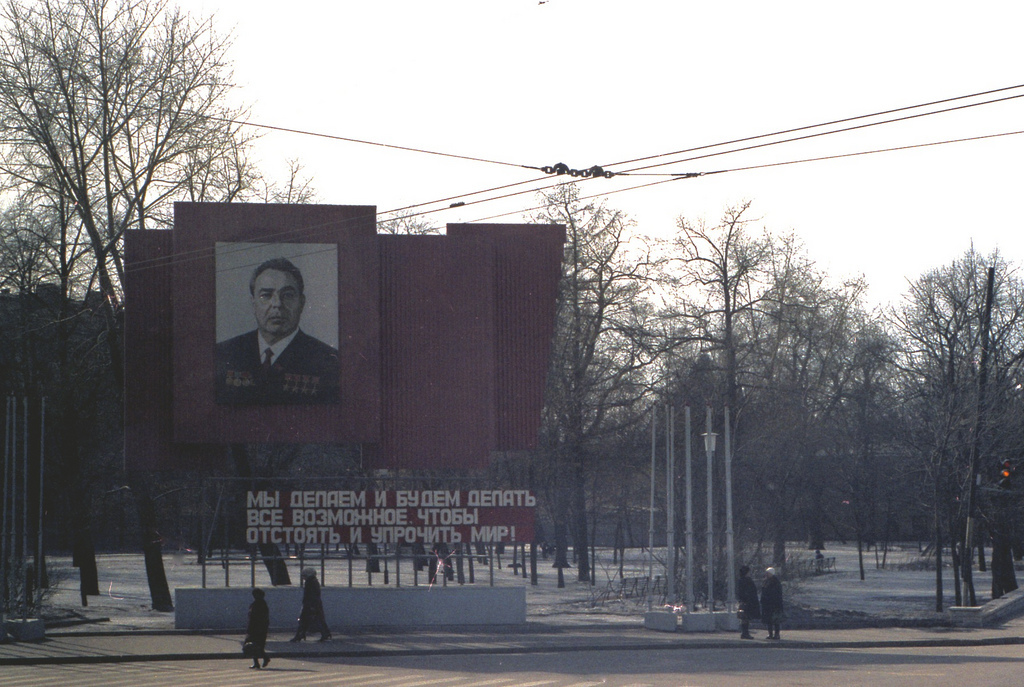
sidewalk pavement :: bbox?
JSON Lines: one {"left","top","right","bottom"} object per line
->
{"left": 4, "top": 617, "right": 1024, "bottom": 666}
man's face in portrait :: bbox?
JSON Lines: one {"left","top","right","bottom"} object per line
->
{"left": 251, "top": 268, "right": 305, "bottom": 345}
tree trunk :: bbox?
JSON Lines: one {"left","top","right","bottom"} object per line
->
{"left": 571, "top": 462, "right": 590, "bottom": 582}
{"left": 933, "top": 477, "right": 944, "bottom": 612}
{"left": 61, "top": 406, "right": 99, "bottom": 605}
{"left": 937, "top": 518, "right": 942, "bottom": 614}
{"left": 991, "top": 519, "right": 1018, "bottom": 599}
{"left": 230, "top": 444, "right": 292, "bottom": 585}
{"left": 772, "top": 535, "right": 786, "bottom": 569}
{"left": 72, "top": 527, "right": 99, "bottom": 606}
{"left": 552, "top": 484, "right": 570, "bottom": 589}
{"left": 951, "top": 543, "right": 962, "bottom": 608}
{"left": 857, "top": 535, "right": 865, "bottom": 581}
{"left": 128, "top": 472, "right": 173, "bottom": 612}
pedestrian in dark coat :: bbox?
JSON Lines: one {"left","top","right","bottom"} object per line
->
{"left": 244, "top": 588, "right": 270, "bottom": 669}
{"left": 760, "top": 567, "right": 784, "bottom": 640}
{"left": 290, "top": 567, "right": 332, "bottom": 642}
{"left": 736, "top": 565, "right": 761, "bottom": 639}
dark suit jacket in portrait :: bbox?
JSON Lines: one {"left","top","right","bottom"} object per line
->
{"left": 215, "top": 330, "right": 340, "bottom": 405}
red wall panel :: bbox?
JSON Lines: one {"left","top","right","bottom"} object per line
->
{"left": 379, "top": 235, "right": 495, "bottom": 470}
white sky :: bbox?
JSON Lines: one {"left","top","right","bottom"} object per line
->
{"left": 175, "top": 0, "right": 1024, "bottom": 307}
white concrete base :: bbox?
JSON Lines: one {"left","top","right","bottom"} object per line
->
{"left": 175, "top": 586, "right": 526, "bottom": 630}
{"left": 714, "top": 611, "right": 739, "bottom": 631}
{"left": 679, "top": 612, "right": 717, "bottom": 632}
{"left": 949, "top": 587, "right": 1024, "bottom": 627}
{"left": 643, "top": 611, "right": 678, "bottom": 632}
{"left": 948, "top": 605, "right": 984, "bottom": 627}
{"left": 4, "top": 618, "right": 45, "bottom": 642}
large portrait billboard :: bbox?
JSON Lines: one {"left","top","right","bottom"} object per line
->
{"left": 123, "top": 203, "right": 565, "bottom": 470}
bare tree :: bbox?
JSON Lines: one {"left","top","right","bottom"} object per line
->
{"left": 891, "top": 248, "right": 1024, "bottom": 609}
{"left": 0, "top": 0, "right": 259, "bottom": 612}
{"left": 253, "top": 159, "right": 318, "bottom": 205}
{"left": 0, "top": 192, "right": 112, "bottom": 603}
{"left": 376, "top": 210, "right": 439, "bottom": 235}
{"left": 531, "top": 183, "right": 665, "bottom": 584}
{"left": 0, "top": 0, "right": 255, "bottom": 386}
{"left": 667, "top": 203, "right": 878, "bottom": 581}
{"left": 669, "top": 201, "right": 771, "bottom": 416}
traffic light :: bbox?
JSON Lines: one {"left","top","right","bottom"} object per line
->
{"left": 998, "top": 460, "right": 1014, "bottom": 489}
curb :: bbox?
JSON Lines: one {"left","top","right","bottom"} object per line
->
{"left": 4, "top": 633, "right": 1024, "bottom": 666}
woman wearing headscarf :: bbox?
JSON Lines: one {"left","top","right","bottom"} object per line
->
{"left": 290, "top": 567, "right": 332, "bottom": 642}
{"left": 736, "top": 565, "right": 761, "bottom": 639}
{"left": 244, "top": 587, "right": 270, "bottom": 669}
{"left": 760, "top": 567, "right": 784, "bottom": 640}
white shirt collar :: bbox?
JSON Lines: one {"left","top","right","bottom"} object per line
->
{"left": 258, "top": 328, "right": 300, "bottom": 364}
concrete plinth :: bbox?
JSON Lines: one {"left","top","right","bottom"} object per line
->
{"left": 4, "top": 618, "right": 45, "bottom": 642}
{"left": 948, "top": 606, "right": 984, "bottom": 628}
{"left": 714, "top": 611, "right": 739, "bottom": 631}
{"left": 643, "top": 611, "right": 678, "bottom": 632}
{"left": 679, "top": 612, "right": 717, "bottom": 632}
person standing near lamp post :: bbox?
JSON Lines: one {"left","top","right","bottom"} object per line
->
{"left": 760, "top": 566, "right": 784, "bottom": 640}
{"left": 736, "top": 565, "right": 760, "bottom": 639}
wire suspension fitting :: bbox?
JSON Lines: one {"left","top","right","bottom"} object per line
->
{"left": 541, "top": 162, "right": 616, "bottom": 178}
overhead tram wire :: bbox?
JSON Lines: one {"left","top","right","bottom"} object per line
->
{"left": 701, "top": 129, "right": 1024, "bottom": 178}
{"left": 123, "top": 84, "right": 1024, "bottom": 275}
{"left": 372, "top": 96, "right": 1024, "bottom": 227}
{"left": 206, "top": 116, "right": 541, "bottom": 173}
{"left": 604, "top": 81, "right": 1024, "bottom": 171}
{"left": 394, "top": 88, "right": 1024, "bottom": 221}
{"left": 377, "top": 84, "right": 1024, "bottom": 218}
{"left": 194, "top": 82, "right": 1024, "bottom": 221}
{"left": 462, "top": 128, "right": 1024, "bottom": 225}
{"left": 126, "top": 123, "right": 1024, "bottom": 276}
{"left": 617, "top": 89, "right": 1024, "bottom": 176}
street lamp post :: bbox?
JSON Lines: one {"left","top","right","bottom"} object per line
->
{"left": 666, "top": 406, "right": 676, "bottom": 603}
{"left": 684, "top": 406, "right": 694, "bottom": 612}
{"left": 724, "top": 406, "right": 735, "bottom": 612}
{"left": 702, "top": 406, "right": 717, "bottom": 611}
{"left": 647, "top": 408, "right": 656, "bottom": 613}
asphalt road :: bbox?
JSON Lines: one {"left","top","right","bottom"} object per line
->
{"left": 5, "top": 643, "right": 1024, "bottom": 687}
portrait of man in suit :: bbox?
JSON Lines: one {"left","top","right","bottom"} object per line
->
{"left": 215, "top": 255, "right": 340, "bottom": 405}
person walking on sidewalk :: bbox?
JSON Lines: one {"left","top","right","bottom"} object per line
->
{"left": 291, "top": 567, "right": 332, "bottom": 642}
{"left": 760, "top": 567, "right": 784, "bottom": 640}
{"left": 244, "top": 588, "right": 270, "bottom": 669}
{"left": 736, "top": 566, "right": 761, "bottom": 639}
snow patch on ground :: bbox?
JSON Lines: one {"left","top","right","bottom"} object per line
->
{"left": 21, "top": 543, "right": 1004, "bottom": 631}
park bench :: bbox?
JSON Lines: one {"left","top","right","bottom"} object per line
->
{"left": 815, "top": 556, "right": 837, "bottom": 573}
{"left": 786, "top": 555, "right": 837, "bottom": 577}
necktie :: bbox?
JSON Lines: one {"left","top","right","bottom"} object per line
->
{"left": 262, "top": 348, "right": 273, "bottom": 372}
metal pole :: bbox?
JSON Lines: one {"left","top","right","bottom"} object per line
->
{"left": 200, "top": 481, "right": 207, "bottom": 589}
{"left": 725, "top": 406, "right": 736, "bottom": 611}
{"left": 36, "top": 398, "right": 45, "bottom": 609}
{"left": 685, "top": 405, "right": 694, "bottom": 612}
{"left": 22, "top": 397, "right": 28, "bottom": 621}
{"left": 647, "top": 409, "right": 655, "bottom": 614}
{"left": 395, "top": 541, "right": 401, "bottom": 588}
{"left": 2, "top": 397, "right": 10, "bottom": 614}
{"left": 705, "top": 406, "right": 714, "bottom": 611}
{"left": 666, "top": 405, "right": 675, "bottom": 603}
